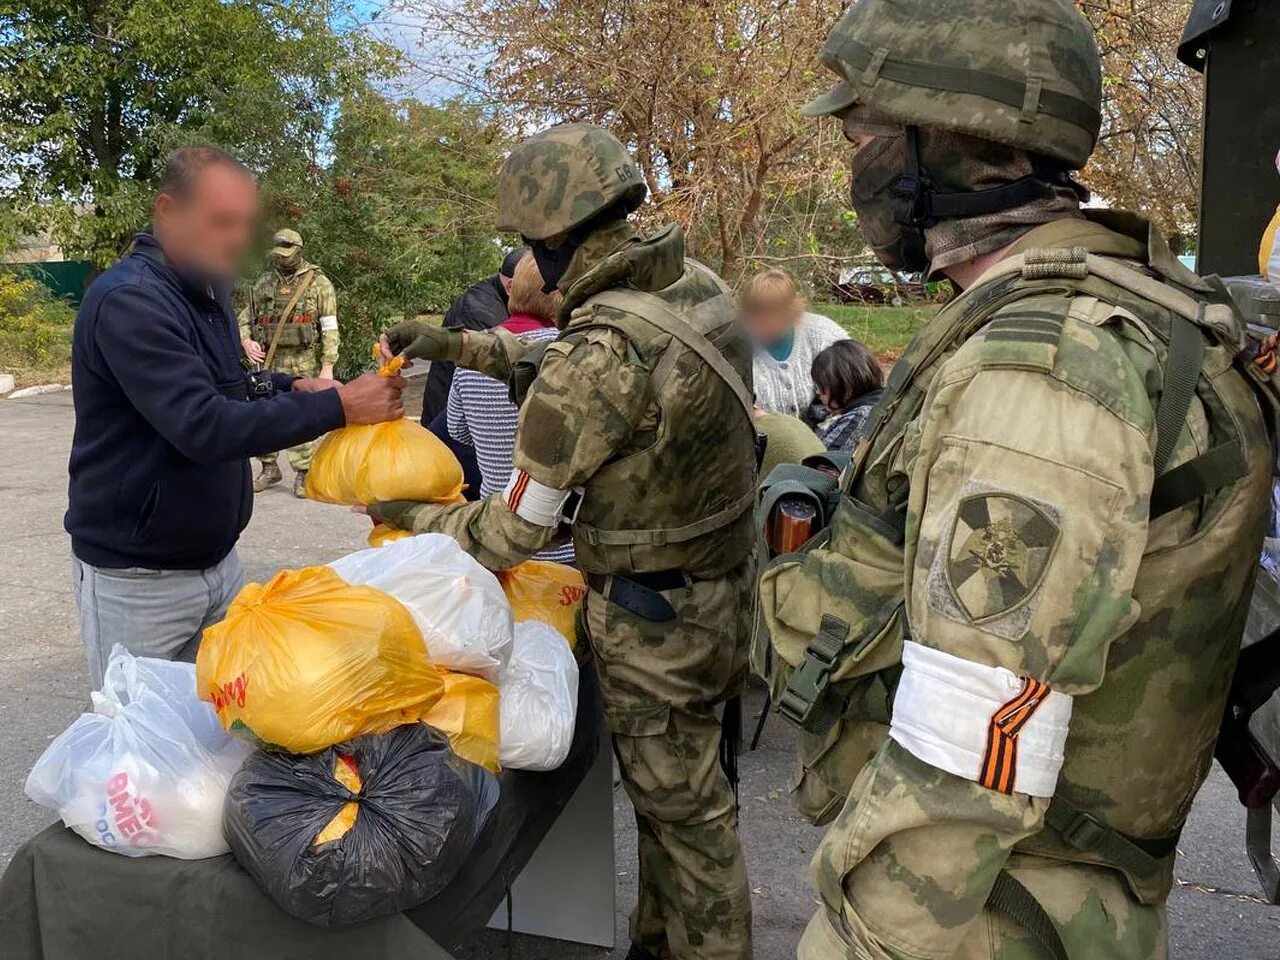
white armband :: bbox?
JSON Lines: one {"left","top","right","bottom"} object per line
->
{"left": 319, "top": 315, "right": 338, "bottom": 331}
{"left": 502, "top": 470, "right": 581, "bottom": 527}
{"left": 889, "top": 640, "right": 1072, "bottom": 797}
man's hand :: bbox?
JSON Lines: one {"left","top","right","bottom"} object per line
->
{"left": 292, "top": 377, "right": 340, "bottom": 393}
{"left": 380, "top": 320, "right": 465, "bottom": 364}
{"left": 337, "top": 372, "right": 405, "bottom": 424}
{"left": 242, "top": 337, "right": 265, "bottom": 364}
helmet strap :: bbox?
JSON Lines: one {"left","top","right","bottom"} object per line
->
{"left": 893, "top": 126, "right": 1068, "bottom": 228}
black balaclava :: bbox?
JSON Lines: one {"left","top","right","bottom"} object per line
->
{"left": 525, "top": 205, "right": 632, "bottom": 294}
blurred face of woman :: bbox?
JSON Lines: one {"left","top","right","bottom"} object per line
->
{"left": 744, "top": 306, "right": 796, "bottom": 347}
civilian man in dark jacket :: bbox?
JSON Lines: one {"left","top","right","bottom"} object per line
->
{"left": 65, "top": 146, "right": 404, "bottom": 686}
{"left": 420, "top": 247, "right": 525, "bottom": 420}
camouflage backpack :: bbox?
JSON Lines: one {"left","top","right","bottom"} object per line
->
{"left": 753, "top": 240, "right": 1280, "bottom": 832}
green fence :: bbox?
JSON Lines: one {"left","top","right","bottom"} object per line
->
{"left": 3, "top": 260, "right": 93, "bottom": 306}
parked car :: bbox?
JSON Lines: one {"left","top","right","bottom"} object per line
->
{"left": 834, "top": 266, "right": 927, "bottom": 305}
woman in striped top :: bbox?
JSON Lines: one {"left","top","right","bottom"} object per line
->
{"left": 446, "top": 254, "right": 575, "bottom": 564}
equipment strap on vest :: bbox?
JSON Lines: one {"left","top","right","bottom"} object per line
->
{"left": 588, "top": 288, "right": 754, "bottom": 425}
{"left": 575, "top": 487, "right": 758, "bottom": 547}
{"left": 777, "top": 614, "right": 848, "bottom": 730}
{"left": 262, "top": 270, "right": 316, "bottom": 369}
{"left": 1153, "top": 314, "right": 1205, "bottom": 476}
{"left": 1044, "top": 795, "right": 1180, "bottom": 881}
{"left": 987, "top": 871, "right": 1068, "bottom": 960}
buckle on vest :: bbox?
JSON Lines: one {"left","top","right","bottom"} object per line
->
{"left": 777, "top": 615, "right": 847, "bottom": 729}
{"left": 1057, "top": 810, "right": 1109, "bottom": 852}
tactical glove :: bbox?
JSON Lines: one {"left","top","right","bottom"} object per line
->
{"left": 383, "top": 320, "right": 464, "bottom": 362}
{"left": 366, "top": 500, "right": 426, "bottom": 530}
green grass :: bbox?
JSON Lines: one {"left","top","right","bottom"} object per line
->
{"left": 812, "top": 303, "right": 937, "bottom": 358}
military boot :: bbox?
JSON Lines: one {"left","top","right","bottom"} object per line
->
{"left": 253, "top": 461, "right": 282, "bottom": 493}
{"left": 293, "top": 469, "right": 309, "bottom": 499}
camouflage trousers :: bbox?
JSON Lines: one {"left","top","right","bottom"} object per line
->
{"left": 799, "top": 815, "right": 1167, "bottom": 959}
{"left": 258, "top": 348, "right": 320, "bottom": 471}
{"left": 585, "top": 567, "right": 753, "bottom": 960}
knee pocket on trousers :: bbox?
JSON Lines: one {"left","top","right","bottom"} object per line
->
{"left": 609, "top": 701, "right": 704, "bottom": 825}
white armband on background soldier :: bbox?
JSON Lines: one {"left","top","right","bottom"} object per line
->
{"left": 319, "top": 315, "right": 338, "bottom": 332}
{"left": 502, "top": 469, "right": 583, "bottom": 527}
{"left": 889, "top": 640, "right": 1072, "bottom": 797}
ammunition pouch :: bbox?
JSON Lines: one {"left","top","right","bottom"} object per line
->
{"left": 252, "top": 313, "right": 318, "bottom": 351}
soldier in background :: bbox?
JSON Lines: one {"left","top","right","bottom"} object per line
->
{"left": 767, "top": 0, "right": 1274, "bottom": 957}
{"left": 372, "top": 124, "right": 756, "bottom": 960}
{"left": 239, "top": 228, "right": 339, "bottom": 497}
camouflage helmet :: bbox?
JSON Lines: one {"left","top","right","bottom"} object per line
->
{"left": 495, "top": 124, "right": 647, "bottom": 240}
{"left": 803, "top": 0, "right": 1102, "bottom": 170}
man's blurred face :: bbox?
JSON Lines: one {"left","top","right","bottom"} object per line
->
{"left": 153, "top": 163, "right": 259, "bottom": 282}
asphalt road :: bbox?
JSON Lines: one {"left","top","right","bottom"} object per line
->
{"left": 1, "top": 390, "right": 1278, "bottom": 958}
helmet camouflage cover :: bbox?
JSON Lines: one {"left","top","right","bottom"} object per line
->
{"left": 495, "top": 123, "right": 648, "bottom": 240}
{"left": 803, "top": 0, "right": 1102, "bottom": 170}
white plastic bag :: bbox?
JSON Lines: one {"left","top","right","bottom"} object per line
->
{"left": 330, "top": 534, "right": 513, "bottom": 679}
{"left": 25, "top": 645, "right": 252, "bottom": 860}
{"left": 498, "top": 621, "right": 579, "bottom": 771}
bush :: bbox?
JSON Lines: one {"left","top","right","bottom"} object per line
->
{"left": 0, "top": 272, "right": 76, "bottom": 381}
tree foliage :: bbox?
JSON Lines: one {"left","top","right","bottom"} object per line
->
{"left": 273, "top": 90, "right": 508, "bottom": 376}
{"left": 0, "top": 0, "right": 393, "bottom": 265}
{"left": 402, "top": 0, "right": 847, "bottom": 282}
{"left": 404, "top": 0, "right": 1206, "bottom": 280}
{"left": 1081, "top": 0, "right": 1201, "bottom": 250}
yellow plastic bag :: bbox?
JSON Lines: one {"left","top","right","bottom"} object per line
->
{"left": 497, "top": 561, "right": 587, "bottom": 652}
{"left": 306, "top": 418, "right": 465, "bottom": 506}
{"left": 423, "top": 672, "right": 501, "bottom": 773}
{"left": 306, "top": 349, "right": 464, "bottom": 506}
{"left": 197, "top": 566, "right": 446, "bottom": 754}
{"left": 314, "top": 754, "right": 363, "bottom": 846}
{"left": 367, "top": 523, "right": 413, "bottom": 548}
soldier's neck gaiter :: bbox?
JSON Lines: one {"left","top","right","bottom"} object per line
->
{"left": 273, "top": 252, "right": 303, "bottom": 276}
{"left": 848, "top": 126, "right": 1085, "bottom": 278}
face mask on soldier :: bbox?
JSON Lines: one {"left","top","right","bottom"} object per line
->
{"left": 525, "top": 235, "right": 579, "bottom": 294}
{"left": 273, "top": 248, "right": 303, "bottom": 274}
{"left": 848, "top": 134, "right": 930, "bottom": 274}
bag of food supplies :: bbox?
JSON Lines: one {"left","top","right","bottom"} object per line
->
{"left": 306, "top": 354, "right": 465, "bottom": 506}
{"left": 197, "top": 566, "right": 446, "bottom": 754}
{"left": 25, "top": 644, "right": 252, "bottom": 859}
{"left": 367, "top": 522, "right": 412, "bottom": 548}
{"left": 223, "top": 723, "right": 499, "bottom": 926}
{"left": 497, "top": 560, "right": 587, "bottom": 653}
{"left": 424, "top": 672, "right": 501, "bottom": 773}
{"left": 498, "top": 621, "right": 579, "bottom": 771}
{"left": 330, "top": 534, "right": 513, "bottom": 678}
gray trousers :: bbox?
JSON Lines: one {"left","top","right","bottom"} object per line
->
{"left": 72, "top": 550, "right": 247, "bottom": 688}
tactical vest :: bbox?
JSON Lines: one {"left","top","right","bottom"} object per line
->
{"left": 557, "top": 231, "right": 759, "bottom": 579}
{"left": 755, "top": 243, "right": 1275, "bottom": 910}
{"left": 250, "top": 268, "right": 321, "bottom": 350}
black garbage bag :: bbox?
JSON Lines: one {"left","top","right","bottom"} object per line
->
{"left": 224, "top": 723, "right": 499, "bottom": 927}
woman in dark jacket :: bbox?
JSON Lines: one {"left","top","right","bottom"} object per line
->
{"left": 811, "top": 339, "right": 884, "bottom": 452}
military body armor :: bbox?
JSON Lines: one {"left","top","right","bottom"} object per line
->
{"left": 756, "top": 216, "right": 1276, "bottom": 908}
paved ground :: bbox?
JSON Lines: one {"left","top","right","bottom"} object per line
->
{"left": 1, "top": 390, "right": 1279, "bottom": 958}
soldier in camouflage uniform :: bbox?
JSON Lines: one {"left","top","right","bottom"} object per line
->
{"left": 238, "top": 228, "right": 339, "bottom": 497}
{"left": 372, "top": 124, "right": 757, "bottom": 960}
{"left": 759, "top": 0, "right": 1275, "bottom": 957}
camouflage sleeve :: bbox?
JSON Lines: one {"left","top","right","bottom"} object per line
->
{"left": 822, "top": 298, "right": 1157, "bottom": 957}
{"left": 315, "top": 275, "right": 339, "bottom": 366}
{"left": 406, "top": 327, "right": 650, "bottom": 568}
{"left": 237, "top": 289, "right": 254, "bottom": 342}
{"left": 455, "top": 327, "right": 545, "bottom": 382}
